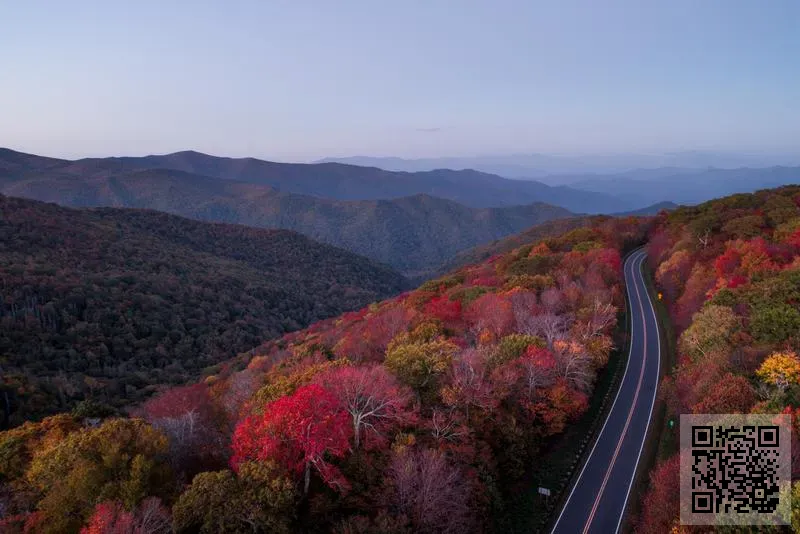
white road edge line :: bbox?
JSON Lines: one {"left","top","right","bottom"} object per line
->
{"left": 550, "top": 248, "right": 644, "bottom": 533}
{"left": 613, "top": 251, "right": 662, "bottom": 534}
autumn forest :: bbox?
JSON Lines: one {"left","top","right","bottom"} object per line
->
{"left": 1, "top": 185, "right": 800, "bottom": 533}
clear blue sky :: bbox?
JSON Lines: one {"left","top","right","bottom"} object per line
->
{"left": 2, "top": 1, "right": 799, "bottom": 161}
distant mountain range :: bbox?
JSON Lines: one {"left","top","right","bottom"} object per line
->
{"left": 4, "top": 147, "right": 793, "bottom": 274}
{"left": 318, "top": 151, "right": 800, "bottom": 179}
{"left": 0, "top": 148, "right": 575, "bottom": 276}
{"left": 318, "top": 153, "right": 800, "bottom": 206}
{"left": 0, "top": 194, "right": 408, "bottom": 423}
{"left": 0, "top": 148, "right": 628, "bottom": 213}
{"left": 563, "top": 167, "right": 800, "bottom": 206}
{"left": 613, "top": 200, "right": 678, "bottom": 217}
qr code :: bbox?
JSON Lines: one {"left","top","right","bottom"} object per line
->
{"left": 680, "top": 414, "right": 791, "bottom": 526}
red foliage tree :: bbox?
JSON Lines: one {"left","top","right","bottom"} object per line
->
{"left": 81, "top": 498, "right": 170, "bottom": 534}
{"left": 536, "top": 379, "right": 588, "bottom": 435}
{"left": 361, "top": 306, "right": 416, "bottom": 361}
{"left": 0, "top": 513, "right": 42, "bottom": 534}
{"left": 313, "top": 364, "right": 415, "bottom": 450}
{"left": 231, "top": 383, "right": 352, "bottom": 494}
{"left": 669, "top": 354, "right": 727, "bottom": 415}
{"left": 139, "top": 383, "right": 213, "bottom": 421}
{"left": 467, "top": 265, "right": 502, "bottom": 287}
{"left": 787, "top": 228, "right": 800, "bottom": 249}
{"left": 82, "top": 502, "right": 132, "bottom": 534}
{"left": 673, "top": 265, "right": 716, "bottom": 331}
{"left": 691, "top": 373, "right": 755, "bottom": 414}
{"left": 558, "top": 251, "right": 586, "bottom": 279}
{"left": 137, "top": 383, "right": 220, "bottom": 477}
{"left": 656, "top": 249, "right": 693, "bottom": 303}
{"left": 714, "top": 238, "right": 777, "bottom": 287}
{"left": 423, "top": 295, "right": 463, "bottom": 325}
{"left": 466, "top": 293, "right": 513, "bottom": 340}
{"left": 636, "top": 455, "right": 680, "bottom": 534}
{"left": 647, "top": 229, "right": 673, "bottom": 266}
{"left": 587, "top": 247, "right": 622, "bottom": 282}
{"left": 714, "top": 246, "right": 741, "bottom": 279}
{"left": 331, "top": 305, "right": 415, "bottom": 363}
{"left": 470, "top": 274, "right": 501, "bottom": 287}
{"left": 517, "top": 346, "right": 557, "bottom": 399}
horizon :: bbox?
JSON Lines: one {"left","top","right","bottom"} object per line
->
{"left": 5, "top": 144, "right": 800, "bottom": 171}
{"left": 3, "top": 1, "right": 800, "bottom": 160}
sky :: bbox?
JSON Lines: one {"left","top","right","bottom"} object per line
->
{"left": 2, "top": 1, "right": 800, "bottom": 161}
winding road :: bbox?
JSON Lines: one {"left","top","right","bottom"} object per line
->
{"left": 551, "top": 248, "right": 662, "bottom": 534}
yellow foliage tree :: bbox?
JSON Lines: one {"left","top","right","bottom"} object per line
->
{"left": 756, "top": 351, "right": 800, "bottom": 392}
{"left": 173, "top": 462, "right": 296, "bottom": 534}
{"left": 249, "top": 359, "right": 349, "bottom": 413}
{"left": 385, "top": 336, "right": 457, "bottom": 395}
{"left": 25, "top": 418, "right": 172, "bottom": 533}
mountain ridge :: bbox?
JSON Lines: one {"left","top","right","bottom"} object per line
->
{"left": 0, "top": 147, "right": 632, "bottom": 212}
{"left": 317, "top": 151, "right": 800, "bottom": 178}
{"left": 0, "top": 149, "right": 578, "bottom": 276}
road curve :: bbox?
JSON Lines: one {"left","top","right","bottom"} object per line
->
{"left": 551, "top": 248, "right": 661, "bottom": 534}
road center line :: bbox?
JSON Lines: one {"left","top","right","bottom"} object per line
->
{"left": 581, "top": 252, "right": 649, "bottom": 534}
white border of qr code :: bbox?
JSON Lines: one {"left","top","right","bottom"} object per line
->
{"left": 679, "top": 414, "right": 791, "bottom": 526}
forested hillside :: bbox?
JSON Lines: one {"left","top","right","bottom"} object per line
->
{"left": 1, "top": 153, "right": 575, "bottom": 276}
{"left": 0, "top": 195, "right": 407, "bottom": 427}
{"left": 637, "top": 186, "right": 800, "bottom": 532}
{"left": 441, "top": 216, "right": 597, "bottom": 271}
{"left": 444, "top": 203, "right": 678, "bottom": 274}
{"left": 0, "top": 215, "right": 646, "bottom": 533}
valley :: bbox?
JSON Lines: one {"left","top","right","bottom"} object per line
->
{"left": 0, "top": 195, "right": 406, "bottom": 426}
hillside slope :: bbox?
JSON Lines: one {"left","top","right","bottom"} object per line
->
{"left": 440, "top": 216, "right": 599, "bottom": 272}
{"left": 0, "top": 161, "right": 575, "bottom": 276}
{"left": 636, "top": 186, "right": 800, "bottom": 532}
{"left": 0, "top": 212, "right": 648, "bottom": 533}
{"left": 0, "top": 195, "right": 407, "bottom": 426}
{"left": 443, "top": 204, "right": 673, "bottom": 274}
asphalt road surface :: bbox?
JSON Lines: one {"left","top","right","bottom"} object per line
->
{"left": 551, "top": 248, "right": 661, "bottom": 534}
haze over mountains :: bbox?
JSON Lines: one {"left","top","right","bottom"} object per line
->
{"left": 564, "top": 166, "right": 800, "bottom": 207}
{"left": 319, "top": 151, "right": 800, "bottom": 181}
{"left": 320, "top": 152, "right": 800, "bottom": 208}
